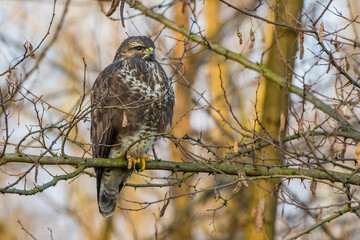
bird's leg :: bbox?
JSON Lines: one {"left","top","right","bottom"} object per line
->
{"left": 126, "top": 153, "right": 150, "bottom": 171}
{"left": 126, "top": 153, "right": 136, "bottom": 169}
{"left": 138, "top": 156, "right": 150, "bottom": 171}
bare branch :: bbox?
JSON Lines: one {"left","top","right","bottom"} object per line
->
{"left": 1, "top": 154, "right": 360, "bottom": 187}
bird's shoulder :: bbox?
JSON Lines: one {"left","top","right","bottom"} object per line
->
{"left": 91, "top": 58, "right": 170, "bottom": 104}
{"left": 95, "top": 58, "right": 166, "bottom": 83}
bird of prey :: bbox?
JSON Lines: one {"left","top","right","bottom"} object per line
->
{"left": 91, "top": 36, "right": 174, "bottom": 217}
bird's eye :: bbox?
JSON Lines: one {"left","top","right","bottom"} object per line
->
{"left": 135, "top": 46, "right": 143, "bottom": 51}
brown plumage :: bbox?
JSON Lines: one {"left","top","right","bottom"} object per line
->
{"left": 91, "top": 36, "right": 174, "bottom": 217}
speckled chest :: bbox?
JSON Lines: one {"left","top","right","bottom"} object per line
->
{"left": 108, "top": 59, "right": 172, "bottom": 158}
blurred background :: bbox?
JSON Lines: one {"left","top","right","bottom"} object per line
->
{"left": 1, "top": 0, "right": 360, "bottom": 239}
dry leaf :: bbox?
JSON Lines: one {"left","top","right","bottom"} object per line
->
{"left": 310, "top": 181, "right": 317, "bottom": 198}
{"left": 298, "top": 116, "right": 304, "bottom": 133}
{"left": 316, "top": 208, "right": 323, "bottom": 223}
{"left": 233, "top": 138, "right": 238, "bottom": 153}
{"left": 28, "top": 43, "right": 35, "bottom": 59}
{"left": 299, "top": 31, "right": 304, "bottom": 60}
{"left": 119, "top": 0, "right": 125, "bottom": 28}
{"left": 355, "top": 142, "right": 360, "bottom": 167}
{"left": 334, "top": 34, "right": 339, "bottom": 52}
{"left": 233, "top": 170, "right": 242, "bottom": 193}
{"left": 354, "top": 66, "right": 360, "bottom": 77}
{"left": 336, "top": 107, "right": 351, "bottom": 120}
{"left": 354, "top": 36, "right": 358, "bottom": 49}
{"left": 318, "top": 22, "right": 324, "bottom": 43}
{"left": 280, "top": 112, "right": 286, "bottom": 132}
{"left": 160, "top": 198, "right": 170, "bottom": 217}
{"left": 233, "top": 168, "right": 248, "bottom": 193}
{"left": 127, "top": 152, "right": 132, "bottom": 169}
{"left": 237, "top": 28, "right": 243, "bottom": 45}
{"left": 279, "top": 112, "right": 286, "bottom": 143}
{"left": 106, "top": 0, "right": 120, "bottom": 17}
{"left": 249, "top": 28, "right": 255, "bottom": 49}
{"left": 255, "top": 198, "right": 265, "bottom": 233}
{"left": 233, "top": 181, "right": 242, "bottom": 193}
{"left": 122, "top": 111, "right": 128, "bottom": 127}
{"left": 345, "top": 57, "right": 350, "bottom": 71}
{"left": 239, "top": 169, "right": 249, "bottom": 187}
{"left": 336, "top": 107, "right": 345, "bottom": 117}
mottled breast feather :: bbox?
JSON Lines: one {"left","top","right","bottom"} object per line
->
{"left": 91, "top": 58, "right": 174, "bottom": 163}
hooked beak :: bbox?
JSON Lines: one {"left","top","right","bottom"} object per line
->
{"left": 146, "top": 47, "right": 155, "bottom": 58}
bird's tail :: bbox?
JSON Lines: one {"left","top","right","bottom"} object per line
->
{"left": 95, "top": 168, "right": 130, "bottom": 217}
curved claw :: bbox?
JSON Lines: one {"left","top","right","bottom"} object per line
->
{"left": 140, "top": 157, "right": 150, "bottom": 171}
{"left": 126, "top": 153, "right": 150, "bottom": 171}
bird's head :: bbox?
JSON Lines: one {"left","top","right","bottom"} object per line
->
{"left": 113, "top": 36, "right": 156, "bottom": 62}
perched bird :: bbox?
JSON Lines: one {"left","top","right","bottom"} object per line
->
{"left": 91, "top": 36, "right": 174, "bottom": 217}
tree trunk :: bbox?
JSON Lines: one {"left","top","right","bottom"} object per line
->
{"left": 168, "top": 2, "right": 195, "bottom": 239}
{"left": 245, "top": 0, "right": 304, "bottom": 239}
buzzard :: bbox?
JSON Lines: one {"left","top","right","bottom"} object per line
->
{"left": 91, "top": 36, "right": 174, "bottom": 217}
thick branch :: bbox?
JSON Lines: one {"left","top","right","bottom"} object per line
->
{"left": 0, "top": 165, "right": 86, "bottom": 195}
{"left": 1, "top": 153, "right": 360, "bottom": 185}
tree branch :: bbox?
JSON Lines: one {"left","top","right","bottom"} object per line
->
{"left": 1, "top": 153, "right": 360, "bottom": 186}
{"left": 287, "top": 204, "right": 360, "bottom": 240}
{"left": 0, "top": 164, "right": 86, "bottom": 195}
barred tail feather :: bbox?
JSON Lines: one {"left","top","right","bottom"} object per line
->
{"left": 96, "top": 168, "right": 130, "bottom": 217}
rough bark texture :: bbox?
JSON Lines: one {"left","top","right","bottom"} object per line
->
{"left": 245, "top": 1, "right": 304, "bottom": 239}
{"left": 168, "top": 2, "right": 193, "bottom": 239}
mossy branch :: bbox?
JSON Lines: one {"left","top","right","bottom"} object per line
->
{"left": 1, "top": 153, "right": 360, "bottom": 188}
{"left": 0, "top": 165, "right": 86, "bottom": 195}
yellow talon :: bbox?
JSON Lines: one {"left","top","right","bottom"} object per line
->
{"left": 126, "top": 153, "right": 150, "bottom": 171}
{"left": 134, "top": 157, "right": 140, "bottom": 167}
{"left": 140, "top": 158, "right": 145, "bottom": 171}
{"left": 126, "top": 153, "right": 136, "bottom": 169}
{"left": 140, "top": 157, "right": 150, "bottom": 171}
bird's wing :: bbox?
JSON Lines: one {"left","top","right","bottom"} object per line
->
{"left": 91, "top": 61, "right": 129, "bottom": 206}
{"left": 91, "top": 62, "right": 123, "bottom": 159}
{"left": 154, "top": 60, "right": 175, "bottom": 132}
